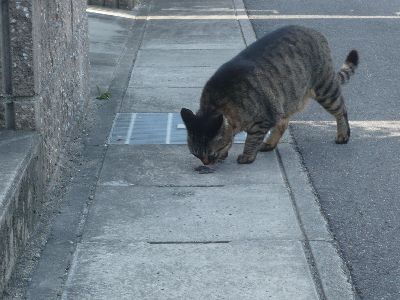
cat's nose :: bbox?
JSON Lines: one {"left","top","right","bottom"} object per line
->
{"left": 201, "top": 158, "right": 210, "bottom": 165}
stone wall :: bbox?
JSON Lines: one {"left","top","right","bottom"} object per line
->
{"left": 0, "top": 0, "right": 90, "bottom": 179}
{"left": 33, "top": 1, "right": 90, "bottom": 182}
{"left": 88, "top": 0, "right": 135, "bottom": 10}
{"left": 0, "top": 0, "right": 35, "bottom": 129}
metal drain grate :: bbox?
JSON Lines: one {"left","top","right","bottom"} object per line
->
{"left": 108, "top": 113, "right": 246, "bottom": 145}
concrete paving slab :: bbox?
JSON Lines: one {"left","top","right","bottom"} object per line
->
{"left": 121, "top": 87, "right": 202, "bottom": 112}
{"left": 150, "top": 0, "right": 235, "bottom": 16}
{"left": 134, "top": 49, "right": 239, "bottom": 67}
{"left": 129, "top": 66, "right": 216, "bottom": 88}
{"left": 150, "top": 7, "right": 236, "bottom": 17}
{"left": 88, "top": 15, "right": 133, "bottom": 95}
{"left": 98, "top": 145, "right": 284, "bottom": 186}
{"left": 144, "top": 19, "right": 242, "bottom": 39}
{"left": 82, "top": 185, "right": 302, "bottom": 242}
{"left": 141, "top": 20, "right": 244, "bottom": 50}
{"left": 63, "top": 240, "right": 318, "bottom": 300}
{"left": 141, "top": 39, "right": 244, "bottom": 50}
{"left": 88, "top": 15, "right": 131, "bottom": 46}
{"left": 89, "top": 41, "right": 127, "bottom": 56}
{"left": 89, "top": 52, "right": 120, "bottom": 67}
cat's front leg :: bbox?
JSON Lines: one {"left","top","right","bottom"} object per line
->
{"left": 219, "top": 151, "right": 228, "bottom": 161}
{"left": 237, "top": 129, "right": 268, "bottom": 164}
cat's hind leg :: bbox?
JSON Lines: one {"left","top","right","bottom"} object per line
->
{"left": 315, "top": 82, "right": 350, "bottom": 144}
{"left": 259, "top": 118, "right": 289, "bottom": 152}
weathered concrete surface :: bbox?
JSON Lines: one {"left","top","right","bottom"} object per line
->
{"left": 88, "top": 12, "right": 134, "bottom": 95}
{"left": 141, "top": 20, "right": 244, "bottom": 50}
{"left": 99, "top": 145, "right": 284, "bottom": 186}
{"left": 129, "top": 66, "right": 215, "bottom": 88}
{"left": 121, "top": 87, "right": 202, "bottom": 112}
{"left": 134, "top": 49, "right": 239, "bottom": 67}
{"left": 84, "top": 185, "right": 302, "bottom": 243}
{"left": 0, "top": 131, "right": 42, "bottom": 295}
{"left": 122, "top": 48, "right": 240, "bottom": 112}
{"left": 64, "top": 241, "right": 318, "bottom": 300}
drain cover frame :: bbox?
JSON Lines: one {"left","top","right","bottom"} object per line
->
{"left": 108, "top": 113, "right": 246, "bottom": 145}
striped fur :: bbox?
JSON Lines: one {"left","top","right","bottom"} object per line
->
{"left": 338, "top": 50, "right": 359, "bottom": 84}
{"left": 181, "top": 25, "right": 359, "bottom": 165}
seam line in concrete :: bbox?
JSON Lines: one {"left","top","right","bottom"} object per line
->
{"left": 148, "top": 241, "right": 231, "bottom": 245}
{"left": 232, "top": 0, "right": 257, "bottom": 45}
{"left": 76, "top": 238, "right": 333, "bottom": 245}
{"left": 231, "top": 0, "right": 248, "bottom": 47}
{"left": 61, "top": 246, "right": 80, "bottom": 300}
{"left": 117, "top": 5, "right": 151, "bottom": 112}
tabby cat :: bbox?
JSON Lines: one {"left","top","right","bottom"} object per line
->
{"left": 181, "top": 25, "right": 358, "bottom": 165}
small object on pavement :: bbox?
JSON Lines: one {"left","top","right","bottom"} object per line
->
{"left": 194, "top": 165, "right": 215, "bottom": 174}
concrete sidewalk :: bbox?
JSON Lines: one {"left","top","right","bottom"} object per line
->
{"left": 23, "top": 0, "right": 354, "bottom": 299}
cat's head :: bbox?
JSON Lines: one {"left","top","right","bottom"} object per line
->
{"left": 180, "top": 108, "right": 233, "bottom": 165}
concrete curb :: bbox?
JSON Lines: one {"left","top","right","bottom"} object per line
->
{"left": 234, "top": 1, "right": 356, "bottom": 298}
{"left": 232, "top": 0, "right": 257, "bottom": 46}
{"left": 277, "top": 137, "right": 356, "bottom": 299}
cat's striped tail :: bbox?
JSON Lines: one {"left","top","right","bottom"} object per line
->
{"left": 337, "top": 50, "right": 359, "bottom": 85}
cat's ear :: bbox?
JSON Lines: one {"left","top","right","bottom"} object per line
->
{"left": 207, "top": 113, "right": 224, "bottom": 136}
{"left": 180, "top": 108, "right": 196, "bottom": 131}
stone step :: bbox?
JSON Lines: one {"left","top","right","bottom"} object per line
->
{"left": 0, "top": 130, "right": 42, "bottom": 293}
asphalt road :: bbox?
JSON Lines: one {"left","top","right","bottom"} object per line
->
{"left": 243, "top": 1, "right": 400, "bottom": 299}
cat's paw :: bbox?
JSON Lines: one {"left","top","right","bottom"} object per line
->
{"left": 259, "top": 143, "right": 276, "bottom": 152}
{"left": 219, "top": 151, "right": 228, "bottom": 160}
{"left": 237, "top": 154, "right": 256, "bottom": 164}
{"left": 335, "top": 133, "right": 350, "bottom": 144}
